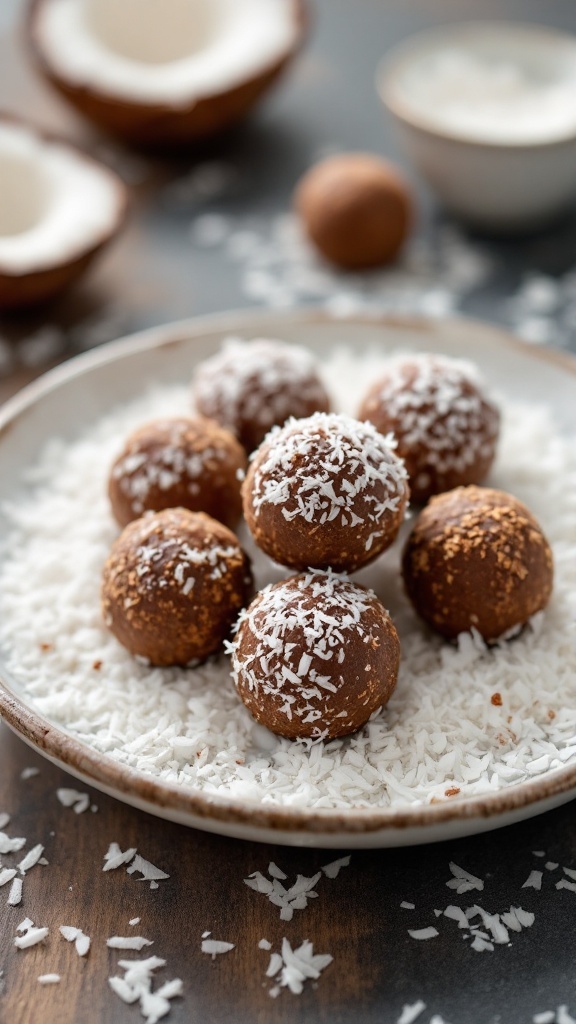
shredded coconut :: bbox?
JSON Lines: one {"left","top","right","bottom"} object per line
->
{"left": 201, "top": 939, "right": 235, "bottom": 958}
{"left": 0, "top": 348, "right": 575, "bottom": 812}
{"left": 38, "top": 974, "right": 60, "bottom": 984}
{"left": 56, "top": 788, "right": 90, "bottom": 813}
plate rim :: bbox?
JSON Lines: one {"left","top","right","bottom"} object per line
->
{"left": 1, "top": 307, "right": 576, "bottom": 840}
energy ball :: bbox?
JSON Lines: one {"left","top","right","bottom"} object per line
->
{"left": 358, "top": 354, "right": 500, "bottom": 504}
{"left": 402, "top": 486, "right": 554, "bottom": 642}
{"left": 243, "top": 412, "right": 409, "bottom": 572}
{"left": 108, "top": 416, "right": 247, "bottom": 528}
{"left": 101, "top": 508, "right": 252, "bottom": 666}
{"left": 192, "top": 337, "right": 331, "bottom": 453}
{"left": 230, "top": 570, "right": 400, "bottom": 739}
{"left": 294, "top": 153, "right": 412, "bottom": 269}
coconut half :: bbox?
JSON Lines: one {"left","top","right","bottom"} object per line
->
{"left": 0, "top": 116, "right": 127, "bottom": 311}
{"left": 27, "top": 0, "right": 307, "bottom": 148}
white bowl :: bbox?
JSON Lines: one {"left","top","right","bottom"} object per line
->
{"left": 377, "top": 22, "right": 576, "bottom": 231}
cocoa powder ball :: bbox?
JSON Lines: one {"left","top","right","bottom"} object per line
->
{"left": 358, "top": 354, "right": 500, "bottom": 504}
{"left": 402, "top": 486, "right": 553, "bottom": 642}
{"left": 192, "top": 337, "right": 331, "bottom": 453}
{"left": 295, "top": 153, "right": 412, "bottom": 269}
{"left": 230, "top": 571, "right": 400, "bottom": 739}
{"left": 243, "top": 412, "right": 410, "bottom": 573}
{"left": 108, "top": 416, "right": 247, "bottom": 528}
{"left": 101, "top": 508, "right": 252, "bottom": 666}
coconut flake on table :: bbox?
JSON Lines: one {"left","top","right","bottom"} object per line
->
{"left": 35, "top": 0, "right": 300, "bottom": 106}
{"left": 8, "top": 877, "right": 23, "bottom": 906}
{"left": 38, "top": 974, "right": 61, "bottom": 984}
{"left": 20, "top": 767, "right": 40, "bottom": 780}
{"left": 266, "top": 938, "right": 332, "bottom": 997}
{"left": 57, "top": 788, "right": 91, "bottom": 813}
{"left": 108, "top": 935, "right": 153, "bottom": 951}
{"left": 397, "top": 1002, "right": 426, "bottom": 1024}
{"left": 14, "top": 919, "right": 49, "bottom": 949}
{"left": 201, "top": 938, "right": 235, "bottom": 958}
{"left": 60, "top": 926, "right": 91, "bottom": 956}
{"left": 1, "top": 348, "right": 576, "bottom": 811}
{"left": 18, "top": 844, "right": 45, "bottom": 875}
{"left": 108, "top": 956, "right": 183, "bottom": 1024}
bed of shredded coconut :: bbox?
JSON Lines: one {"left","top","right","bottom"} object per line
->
{"left": 0, "top": 345, "right": 575, "bottom": 811}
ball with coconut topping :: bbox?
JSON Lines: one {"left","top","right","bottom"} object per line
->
{"left": 402, "top": 486, "right": 553, "bottom": 642}
{"left": 243, "top": 412, "right": 410, "bottom": 572}
{"left": 101, "top": 507, "right": 252, "bottom": 666}
{"left": 230, "top": 570, "right": 400, "bottom": 739}
{"left": 295, "top": 152, "right": 412, "bottom": 269}
{"left": 191, "top": 336, "right": 331, "bottom": 452}
{"left": 108, "top": 416, "right": 246, "bottom": 528}
{"left": 357, "top": 353, "right": 500, "bottom": 504}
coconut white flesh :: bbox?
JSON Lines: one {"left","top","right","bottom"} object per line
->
{"left": 0, "top": 122, "right": 122, "bottom": 276}
{"left": 35, "top": 0, "right": 300, "bottom": 108}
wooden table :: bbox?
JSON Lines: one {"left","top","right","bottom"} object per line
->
{"left": 2, "top": 1, "right": 576, "bottom": 1021}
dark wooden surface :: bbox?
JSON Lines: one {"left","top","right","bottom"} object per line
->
{"left": 3, "top": 0, "right": 576, "bottom": 1021}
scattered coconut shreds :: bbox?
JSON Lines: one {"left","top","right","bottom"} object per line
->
{"left": 268, "top": 862, "right": 287, "bottom": 880}
{"left": 20, "top": 767, "right": 40, "bottom": 780}
{"left": 523, "top": 870, "right": 543, "bottom": 890}
{"left": 129, "top": 918, "right": 141, "bottom": 927}
{"left": 0, "top": 832, "right": 26, "bottom": 854}
{"left": 563, "top": 867, "right": 576, "bottom": 881}
{"left": 108, "top": 956, "right": 183, "bottom": 1024}
{"left": 321, "top": 855, "right": 351, "bottom": 879}
{"left": 108, "top": 936, "right": 154, "bottom": 951}
{"left": 556, "top": 879, "right": 576, "bottom": 894}
{"left": 15, "top": 919, "right": 49, "bottom": 949}
{"left": 0, "top": 813, "right": 10, "bottom": 830}
{"left": 245, "top": 867, "right": 322, "bottom": 921}
{"left": 401, "top": 901, "right": 415, "bottom": 910}
{"left": 0, "top": 868, "right": 17, "bottom": 886}
{"left": 545, "top": 862, "right": 559, "bottom": 871}
{"left": 201, "top": 939, "right": 235, "bottom": 959}
{"left": 244, "top": 858, "right": 349, "bottom": 920}
{"left": 56, "top": 788, "right": 90, "bottom": 814}
{"left": 533, "top": 851, "right": 546, "bottom": 858}
{"left": 408, "top": 927, "right": 439, "bottom": 941}
{"left": 265, "top": 938, "right": 332, "bottom": 997}
{"left": 445, "top": 862, "right": 484, "bottom": 894}
{"left": 103, "top": 842, "right": 137, "bottom": 871}
{"left": 59, "top": 926, "right": 91, "bottom": 956}
{"left": 397, "top": 1001, "right": 427, "bottom": 1024}
{"left": 38, "top": 974, "right": 60, "bottom": 985}
{"left": 127, "top": 855, "right": 169, "bottom": 888}
{"left": 18, "top": 844, "right": 45, "bottom": 875}
{"left": 258, "top": 938, "right": 272, "bottom": 951}
{"left": 8, "top": 877, "right": 23, "bottom": 906}
{"left": 533, "top": 1013, "right": 556, "bottom": 1024}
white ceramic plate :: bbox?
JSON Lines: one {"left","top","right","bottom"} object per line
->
{"left": 0, "top": 310, "right": 575, "bottom": 848}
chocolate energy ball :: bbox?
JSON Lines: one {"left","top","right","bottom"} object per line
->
{"left": 101, "top": 508, "right": 252, "bottom": 666}
{"left": 294, "top": 153, "right": 412, "bottom": 269}
{"left": 230, "top": 570, "right": 400, "bottom": 739}
{"left": 243, "top": 412, "right": 409, "bottom": 573}
{"left": 191, "top": 337, "right": 331, "bottom": 452}
{"left": 108, "top": 416, "right": 247, "bottom": 529}
{"left": 402, "top": 486, "right": 554, "bottom": 642}
{"left": 357, "top": 354, "right": 500, "bottom": 504}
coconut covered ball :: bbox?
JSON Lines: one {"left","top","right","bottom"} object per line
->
{"left": 108, "top": 416, "right": 247, "bottom": 528}
{"left": 230, "top": 570, "right": 400, "bottom": 739}
{"left": 243, "top": 412, "right": 409, "bottom": 572}
{"left": 102, "top": 508, "right": 252, "bottom": 666}
{"left": 295, "top": 153, "right": 412, "bottom": 269}
{"left": 402, "top": 486, "right": 554, "bottom": 642}
{"left": 191, "top": 336, "right": 331, "bottom": 452}
{"left": 358, "top": 353, "right": 500, "bottom": 504}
